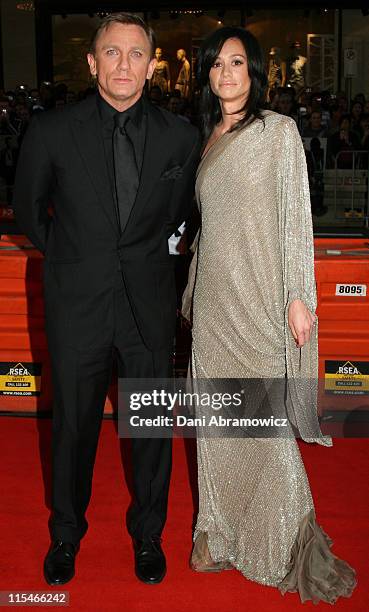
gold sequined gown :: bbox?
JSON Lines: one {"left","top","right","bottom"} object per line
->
{"left": 188, "top": 112, "right": 356, "bottom": 604}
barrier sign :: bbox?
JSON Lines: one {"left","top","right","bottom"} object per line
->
{"left": 325, "top": 360, "right": 369, "bottom": 395}
{"left": 0, "top": 362, "right": 42, "bottom": 396}
{"left": 344, "top": 48, "right": 357, "bottom": 77}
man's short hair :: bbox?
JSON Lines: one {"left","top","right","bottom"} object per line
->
{"left": 89, "top": 12, "right": 156, "bottom": 58}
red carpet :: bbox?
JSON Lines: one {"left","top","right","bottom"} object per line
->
{"left": 0, "top": 417, "right": 367, "bottom": 611}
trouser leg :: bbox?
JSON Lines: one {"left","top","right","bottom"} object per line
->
{"left": 50, "top": 345, "right": 113, "bottom": 544}
{"left": 113, "top": 277, "right": 174, "bottom": 539}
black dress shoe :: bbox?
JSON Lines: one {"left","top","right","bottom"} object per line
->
{"left": 44, "top": 541, "right": 79, "bottom": 586}
{"left": 133, "top": 536, "right": 166, "bottom": 584}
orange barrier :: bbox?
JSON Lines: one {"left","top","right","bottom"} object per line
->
{"left": 0, "top": 235, "right": 49, "bottom": 412}
{"left": 315, "top": 238, "right": 369, "bottom": 416}
{"left": 2, "top": 234, "right": 369, "bottom": 417}
{"left": 0, "top": 235, "right": 115, "bottom": 414}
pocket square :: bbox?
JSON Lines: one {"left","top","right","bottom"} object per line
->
{"left": 160, "top": 165, "right": 183, "bottom": 181}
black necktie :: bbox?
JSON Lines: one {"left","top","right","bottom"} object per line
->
{"left": 113, "top": 113, "right": 139, "bottom": 233}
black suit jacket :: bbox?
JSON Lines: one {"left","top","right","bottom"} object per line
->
{"left": 13, "top": 94, "right": 201, "bottom": 351}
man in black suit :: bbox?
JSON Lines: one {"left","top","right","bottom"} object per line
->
{"left": 13, "top": 13, "right": 200, "bottom": 586}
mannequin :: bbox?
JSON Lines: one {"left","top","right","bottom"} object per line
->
{"left": 286, "top": 41, "right": 307, "bottom": 97}
{"left": 267, "top": 47, "right": 286, "bottom": 100}
{"left": 175, "top": 49, "right": 190, "bottom": 98}
{"left": 150, "top": 47, "right": 171, "bottom": 94}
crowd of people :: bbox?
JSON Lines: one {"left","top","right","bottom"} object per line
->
{"left": 1, "top": 79, "right": 369, "bottom": 217}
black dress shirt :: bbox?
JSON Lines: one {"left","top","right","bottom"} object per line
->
{"left": 96, "top": 92, "right": 147, "bottom": 226}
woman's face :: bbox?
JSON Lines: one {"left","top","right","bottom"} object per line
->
{"left": 209, "top": 37, "right": 251, "bottom": 107}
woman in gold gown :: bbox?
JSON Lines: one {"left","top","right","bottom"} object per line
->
{"left": 183, "top": 27, "right": 356, "bottom": 605}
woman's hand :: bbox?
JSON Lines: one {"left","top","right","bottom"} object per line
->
{"left": 288, "top": 299, "right": 316, "bottom": 348}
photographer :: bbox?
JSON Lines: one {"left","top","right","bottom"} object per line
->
{"left": 0, "top": 99, "right": 18, "bottom": 136}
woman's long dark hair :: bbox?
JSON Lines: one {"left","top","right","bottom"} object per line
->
{"left": 197, "top": 27, "right": 268, "bottom": 142}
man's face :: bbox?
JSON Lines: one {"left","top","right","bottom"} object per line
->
{"left": 278, "top": 97, "right": 292, "bottom": 115}
{"left": 168, "top": 97, "right": 180, "bottom": 114}
{"left": 87, "top": 23, "right": 156, "bottom": 111}
{"left": 15, "top": 104, "right": 29, "bottom": 120}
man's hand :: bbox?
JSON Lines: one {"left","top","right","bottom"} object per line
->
{"left": 288, "top": 299, "right": 316, "bottom": 348}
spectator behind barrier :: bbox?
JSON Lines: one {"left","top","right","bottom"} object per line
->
{"left": 351, "top": 101, "right": 363, "bottom": 136}
{"left": 301, "top": 110, "right": 328, "bottom": 138}
{"left": 359, "top": 113, "right": 369, "bottom": 151}
{"left": 353, "top": 92, "right": 366, "bottom": 106}
{"left": 0, "top": 98, "right": 18, "bottom": 135}
{"left": 327, "top": 105, "right": 343, "bottom": 136}
{"left": 148, "top": 85, "right": 162, "bottom": 106}
{"left": 274, "top": 91, "right": 297, "bottom": 122}
{"left": 327, "top": 114, "right": 361, "bottom": 169}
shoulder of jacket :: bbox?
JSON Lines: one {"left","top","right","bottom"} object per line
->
{"left": 29, "top": 106, "right": 69, "bottom": 131}
{"left": 32, "top": 96, "right": 94, "bottom": 130}
{"left": 156, "top": 106, "right": 199, "bottom": 140}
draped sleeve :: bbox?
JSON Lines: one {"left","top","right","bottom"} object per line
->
{"left": 277, "top": 117, "right": 331, "bottom": 446}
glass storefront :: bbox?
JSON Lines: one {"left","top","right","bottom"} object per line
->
{"left": 2, "top": 7, "right": 368, "bottom": 230}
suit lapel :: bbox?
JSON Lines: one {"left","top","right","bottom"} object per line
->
{"left": 70, "top": 95, "right": 120, "bottom": 237}
{"left": 120, "top": 100, "right": 170, "bottom": 239}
